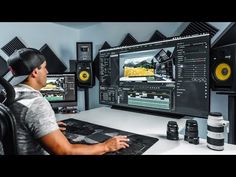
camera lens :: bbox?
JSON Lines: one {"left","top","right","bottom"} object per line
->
{"left": 184, "top": 120, "right": 199, "bottom": 145}
{"left": 207, "top": 112, "right": 228, "bottom": 151}
{"left": 167, "top": 121, "right": 179, "bottom": 140}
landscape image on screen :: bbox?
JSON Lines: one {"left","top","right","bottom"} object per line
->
{"left": 40, "top": 77, "right": 65, "bottom": 101}
{"left": 119, "top": 47, "right": 175, "bottom": 82}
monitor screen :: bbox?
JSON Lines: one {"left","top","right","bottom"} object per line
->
{"left": 40, "top": 72, "right": 77, "bottom": 108}
{"left": 99, "top": 34, "right": 210, "bottom": 118}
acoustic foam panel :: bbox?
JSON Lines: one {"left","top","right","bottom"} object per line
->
{"left": 149, "top": 30, "right": 167, "bottom": 42}
{"left": 0, "top": 55, "right": 9, "bottom": 77}
{"left": 213, "top": 23, "right": 236, "bottom": 48}
{"left": 120, "top": 33, "right": 138, "bottom": 46}
{"left": 1, "top": 37, "right": 26, "bottom": 56}
{"left": 39, "top": 44, "right": 67, "bottom": 73}
{"left": 181, "top": 22, "right": 219, "bottom": 39}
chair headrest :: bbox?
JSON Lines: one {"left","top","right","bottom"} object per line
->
{"left": 0, "top": 77, "right": 15, "bottom": 106}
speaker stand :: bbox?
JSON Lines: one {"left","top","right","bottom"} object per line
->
{"left": 85, "top": 88, "right": 89, "bottom": 110}
{"left": 217, "top": 92, "right": 236, "bottom": 144}
{"left": 228, "top": 95, "right": 236, "bottom": 144}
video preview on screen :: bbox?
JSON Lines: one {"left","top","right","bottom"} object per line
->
{"left": 40, "top": 73, "right": 76, "bottom": 102}
{"left": 119, "top": 47, "right": 175, "bottom": 82}
{"left": 40, "top": 77, "right": 65, "bottom": 101}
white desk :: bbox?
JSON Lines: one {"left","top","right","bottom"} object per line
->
{"left": 56, "top": 107, "right": 236, "bottom": 155}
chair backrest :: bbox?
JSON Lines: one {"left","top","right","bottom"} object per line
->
{"left": 0, "top": 76, "right": 18, "bottom": 155}
{"left": 0, "top": 76, "right": 15, "bottom": 106}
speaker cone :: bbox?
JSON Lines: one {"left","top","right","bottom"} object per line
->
{"left": 214, "top": 63, "right": 231, "bottom": 81}
{"left": 79, "top": 71, "right": 90, "bottom": 82}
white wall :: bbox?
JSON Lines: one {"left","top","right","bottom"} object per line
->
{"left": 0, "top": 22, "right": 78, "bottom": 67}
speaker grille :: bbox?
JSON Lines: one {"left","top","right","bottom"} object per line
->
{"left": 181, "top": 22, "right": 219, "bottom": 39}
{"left": 120, "top": 33, "right": 138, "bottom": 46}
{"left": 0, "top": 55, "right": 8, "bottom": 77}
{"left": 1, "top": 37, "right": 26, "bottom": 56}
{"left": 39, "top": 44, "right": 67, "bottom": 73}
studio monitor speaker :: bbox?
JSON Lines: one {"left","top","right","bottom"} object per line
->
{"left": 211, "top": 44, "right": 236, "bottom": 92}
{"left": 76, "top": 61, "right": 95, "bottom": 88}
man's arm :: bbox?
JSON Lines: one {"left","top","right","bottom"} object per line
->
{"left": 39, "top": 130, "right": 129, "bottom": 155}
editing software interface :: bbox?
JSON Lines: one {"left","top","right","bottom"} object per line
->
{"left": 99, "top": 34, "right": 210, "bottom": 118}
{"left": 62, "top": 118, "right": 158, "bottom": 155}
{"left": 40, "top": 72, "right": 77, "bottom": 108}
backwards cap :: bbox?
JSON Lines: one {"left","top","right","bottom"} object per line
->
{"left": 7, "top": 48, "right": 46, "bottom": 86}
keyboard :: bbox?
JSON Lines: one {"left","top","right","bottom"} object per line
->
{"left": 87, "top": 133, "right": 111, "bottom": 142}
{"left": 62, "top": 118, "right": 159, "bottom": 155}
{"left": 65, "top": 125, "right": 95, "bottom": 136}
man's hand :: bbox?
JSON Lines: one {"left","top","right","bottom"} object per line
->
{"left": 103, "top": 135, "right": 130, "bottom": 152}
{"left": 57, "top": 121, "right": 67, "bottom": 131}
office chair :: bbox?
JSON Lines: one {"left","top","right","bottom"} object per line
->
{"left": 0, "top": 76, "right": 18, "bottom": 155}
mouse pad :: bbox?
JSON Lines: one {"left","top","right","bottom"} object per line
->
{"left": 61, "top": 118, "right": 159, "bottom": 155}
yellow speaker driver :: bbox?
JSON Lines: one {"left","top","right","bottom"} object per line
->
{"left": 79, "top": 71, "right": 90, "bottom": 81}
{"left": 215, "top": 63, "right": 231, "bottom": 81}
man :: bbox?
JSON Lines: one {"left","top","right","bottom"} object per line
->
{"left": 7, "top": 48, "right": 129, "bottom": 155}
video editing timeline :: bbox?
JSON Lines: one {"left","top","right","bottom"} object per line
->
{"left": 99, "top": 34, "right": 210, "bottom": 118}
{"left": 40, "top": 73, "right": 76, "bottom": 102}
{"left": 62, "top": 118, "right": 158, "bottom": 155}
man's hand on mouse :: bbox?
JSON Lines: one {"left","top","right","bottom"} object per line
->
{"left": 103, "top": 135, "right": 130, "bottom": 152}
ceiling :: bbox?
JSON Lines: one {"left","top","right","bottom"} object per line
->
{"left": 54, "top": 22, "right": 99, "bottom": 29}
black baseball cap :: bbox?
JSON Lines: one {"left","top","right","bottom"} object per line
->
{"left": 7, "top": 48, "right": 46, "bottom": 86}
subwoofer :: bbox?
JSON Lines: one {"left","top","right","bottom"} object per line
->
{"left": 211, "top": 44, "right": 236, "bottom": 92}
{"left": 76, "top": 61, "right": 95, "bottom": 88}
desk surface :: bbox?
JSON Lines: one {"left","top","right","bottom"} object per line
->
{"left": 56, "top": 107, "right": 236, "bottom": 155}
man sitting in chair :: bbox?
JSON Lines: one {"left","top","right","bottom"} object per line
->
{"left": 7, "top": 48, "right": 129, "bottom": 155}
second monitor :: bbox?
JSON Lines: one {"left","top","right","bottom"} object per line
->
{"left": 40, "top": 72, "right": 77, "bottom": 110}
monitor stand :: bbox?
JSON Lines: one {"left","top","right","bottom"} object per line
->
{"left": 52, "top": 107, "right": 59, "bottom": 114}
{"left": 111, "top": 105, "right": 185, "bottom": 119}
{"left": 59, "top": 106, "right": 78, "bottom": 114}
